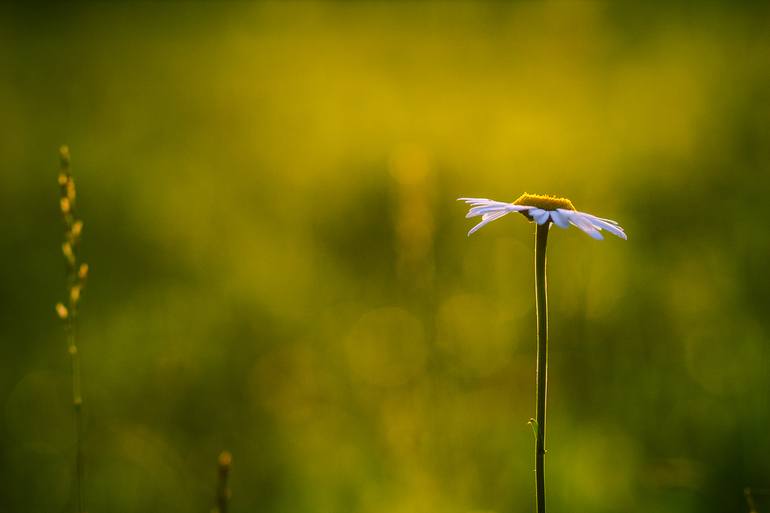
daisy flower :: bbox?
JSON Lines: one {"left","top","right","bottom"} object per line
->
{"left": 459, "top": 193, "right": 627, "bottom": 240}
{"left": 458, "top": 191, "right": 626, "bottom": 513}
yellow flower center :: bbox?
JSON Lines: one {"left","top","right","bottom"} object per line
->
{"left": 513, "top": 193, "right": 575, "bottom": 211}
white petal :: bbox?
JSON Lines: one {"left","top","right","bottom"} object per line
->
{"left": 466, "top": 204, "right": 527, "bottom": 218}
{"left": 466, "top": 205, "right": 501, "bottom": 218}
{"left": 458, "top": 197, "right": 509, "bottom": 208}
{"left": 566, "top": 212, "right": 604, "bottom": 240}
{"left": 579, "top": 212, "right": 627, "bottom": 240}
{"left": 533, "top": 210, "right": 551, "bottom": 225}
{"left": 458, "top": 197, "right": 492, "bottom": 204}
{"left": 468, "top": 209, "right": 510, "bottom": 235}
{"left": 551, "top": 209, "right": 570, "bottom": 228}
{"left": 459, "top": 197, "right": 529, "bottom": 219}
{"left": 584, "top": 213, "right": 620, "bottom": 226}
{"left": 590, "top": 218, "right": 627, "bottom": 240}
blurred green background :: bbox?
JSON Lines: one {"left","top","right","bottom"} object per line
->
{"left": 1, "top": 2, "right": 769, "bottom": 512}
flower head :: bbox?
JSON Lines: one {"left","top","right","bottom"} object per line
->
{"left": 459, "top": 193, "right": 627, "bottom": 240}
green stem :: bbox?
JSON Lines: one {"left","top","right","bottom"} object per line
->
{"left": 68, "top": 324, "right": 84, "bottom": 513}
{"left": 215, "top": 451, "right": 232, "bottom": 513}
{"left": 535, "top": 223, "right": 549, "bottom": 513}
{"left": 60, "top": 146, "right": 85, "bottom": 513}
{"left": 744, "top": 488, "right": 758, "bottom": 513}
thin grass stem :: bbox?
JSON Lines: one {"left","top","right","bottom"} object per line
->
{"left": 56, "top": 145, "right": 88, "bottom": 513}
{"left": 745, "top": 487, "right": 759, "bottom": 513}
{"left": 214, "top": 451, "right": 232, "bottom": 513}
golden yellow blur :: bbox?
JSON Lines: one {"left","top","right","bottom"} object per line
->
{"left": 1, "top": 3, "right": 769, "bottom": 513}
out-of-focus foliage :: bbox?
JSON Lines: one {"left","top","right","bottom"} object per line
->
{"left": 1, "top": 2, "right": 769, "bottom": 513}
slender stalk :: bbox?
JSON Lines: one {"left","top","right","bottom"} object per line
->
{"left": 744, "top": 487, "right": 758, "bottom": 513}
{"left": 56, "top": 145, "right": 88, "bottom": 513}
{"left": 67, "top": 322, "right": 84, "bottom": 513}
{"left": 534, "top": 223, "right": 550, "bottom": 513}
{"left": 214, "top": 451, "right": 232, "bottom": 513}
